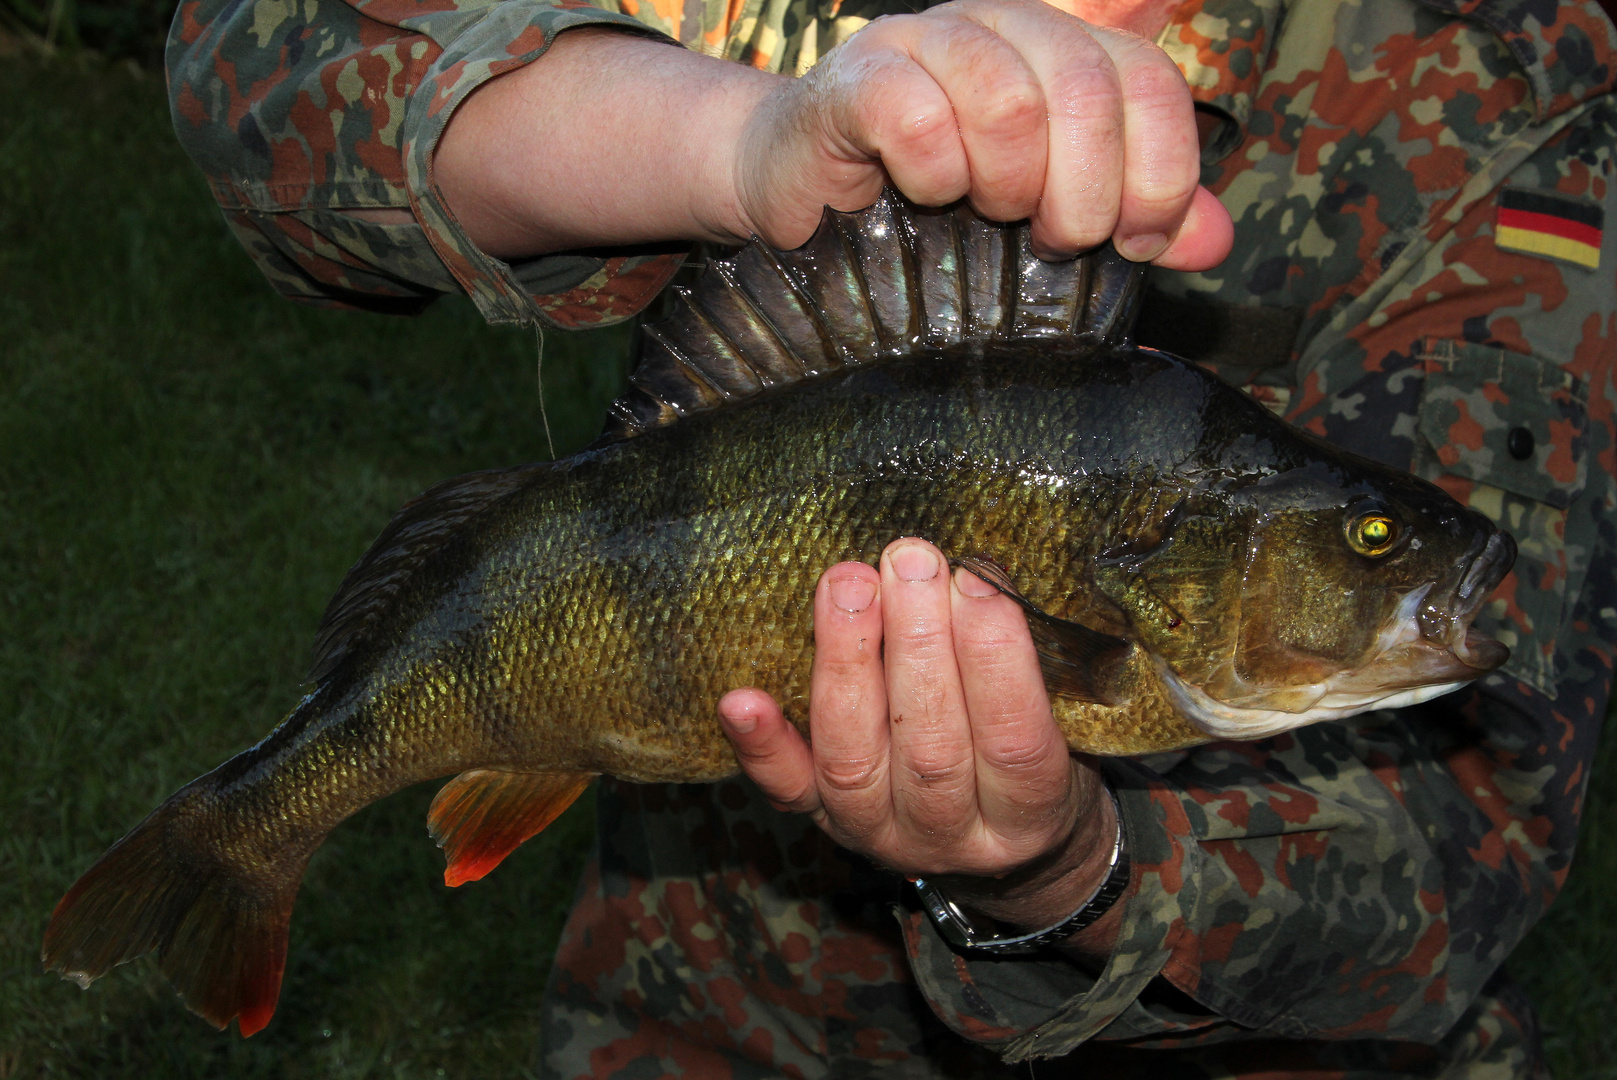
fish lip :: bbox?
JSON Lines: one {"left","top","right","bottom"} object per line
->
{"left": 1418, "top": 529, "right": 1516, "bottom": 669}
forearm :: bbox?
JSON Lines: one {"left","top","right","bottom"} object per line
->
{"left": 168, "top": 0, "right": 694, "bottom": 323}
{"left": 435, "top": 28, "right": 781, "bottom": 259}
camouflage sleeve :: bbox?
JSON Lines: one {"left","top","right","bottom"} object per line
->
{"left": 164, "top": 0, "right": 685, "bottom": 328}
{"left": 898, "top": 0, "right": 1617, "bottom": 1062}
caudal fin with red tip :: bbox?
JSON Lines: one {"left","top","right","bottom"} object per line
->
{"left": 41, "top": 784, "right": 310, "bottom": 1037}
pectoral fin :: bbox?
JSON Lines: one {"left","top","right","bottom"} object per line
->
{"left": 955, "top": 557, "right": 1131, "bottom": 706}
{"left": 428, "top": 770, "right": 595, "bottom": 887}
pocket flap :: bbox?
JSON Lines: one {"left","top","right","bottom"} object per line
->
{"left": 1417, "top": 340, "right": 1589, "bottom": 509}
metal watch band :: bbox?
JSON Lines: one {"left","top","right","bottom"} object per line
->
{"left": 911, "top": 787, "right": 1130, "bottom": 956}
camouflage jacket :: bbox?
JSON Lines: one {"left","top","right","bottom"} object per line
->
{"left": 168, "top": 0, "right": 1617, "bottom": 1075}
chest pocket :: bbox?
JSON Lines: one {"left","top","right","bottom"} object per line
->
{"left": 1413, "top": 339, "right": 1592, "bottom": 698}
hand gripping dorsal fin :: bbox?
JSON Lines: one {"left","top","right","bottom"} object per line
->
{"left": 600, "top": 191, "right": 1149, "bottom": 442}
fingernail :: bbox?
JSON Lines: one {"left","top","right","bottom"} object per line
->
{"left": 829, "top": 575, "right": 876, "bottom": 613}
{"left": 1117, "top": 232, "right": 1168, "bottom": 262}
{"left": 955, "top": 566, "right": 998, "bottom": 598}
{"left": 720, "top": 709, "right": 757, "bottom": 735}
{"left": 890, "top": 543, "right": 939, "bottom": 582}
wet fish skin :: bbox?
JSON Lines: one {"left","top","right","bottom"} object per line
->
{"left": 40, "top": 196, "right": 1514, "bottom": 1037}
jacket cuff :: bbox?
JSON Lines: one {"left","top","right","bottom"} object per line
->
{"left": 399, "top": 1, "right": 686, "bottom": 327}
{"left": 898, "top": 763, "right": 1204, "bottom": 1063}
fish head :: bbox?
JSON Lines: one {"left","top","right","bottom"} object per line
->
{"left": 1095, "top": 459, "right": 1515, "bottom": 741}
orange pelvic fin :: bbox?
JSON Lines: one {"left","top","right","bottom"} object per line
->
{"left": 41, "top": 786, "right": 306, "bottom": 1037}
{"left": 428, "top": 770, "right": 595, "bottom": 887}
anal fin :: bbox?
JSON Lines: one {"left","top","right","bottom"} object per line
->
{"left": 955, "top": 557, "right": 1132, "bottom": 706}
{"left": 428, "top": 770, "right": 595, "bottom": 888}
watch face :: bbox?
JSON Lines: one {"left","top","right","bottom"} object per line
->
{"left": 912, "top": 794, "right": 1131, "bottom": 955}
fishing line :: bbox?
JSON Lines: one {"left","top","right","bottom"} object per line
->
{"left": 534, "top": 322, "right": 556, "bottom": 461}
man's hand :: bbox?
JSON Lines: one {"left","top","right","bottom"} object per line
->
{"left": 717, "top": 539, "right": 1127, "bottom": 958}
{"left": 733, "top": 0, "right": 1226, "bottom": 265}
{"left": 435, "top": 1, "right": 1231, "bottom": 271}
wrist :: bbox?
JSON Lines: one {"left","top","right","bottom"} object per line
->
{"left": 931, "top": 764, "right": 1126, "bottom": 949}
{"left": 912, "top": 800, "right": 1128, "bottom": 956}
{"left": 682, "top": 64, "right": 785, "bottom": 245}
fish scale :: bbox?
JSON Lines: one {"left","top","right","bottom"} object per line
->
{"left": 41, "top": 192, "right": 1513, "bottom": 1038}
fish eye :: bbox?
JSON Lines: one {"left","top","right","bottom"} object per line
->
{"left": 1346, "top": 511, "right": 1399, "bottom": 557}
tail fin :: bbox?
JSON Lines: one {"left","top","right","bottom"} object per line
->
{"left": 41, "top": 785, "right": 308, "bottom": 1036}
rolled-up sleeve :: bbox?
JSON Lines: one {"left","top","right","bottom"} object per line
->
{"left": 166, "top": 0, "right": 684, "bottom": 325}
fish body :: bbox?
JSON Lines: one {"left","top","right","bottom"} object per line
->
{"left": 42, "top": 194, "right": 1514, "bottom": 1036}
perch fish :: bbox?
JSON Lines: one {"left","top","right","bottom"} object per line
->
{"left": 42, "top": 193, "right": 1515, "bottom": 1035}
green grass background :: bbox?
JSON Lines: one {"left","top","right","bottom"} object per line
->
{"left": 0, "top": 51, "right": 1613, "bottom": 1080}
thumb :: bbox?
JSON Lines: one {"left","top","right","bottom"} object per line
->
{"left": 717, "top": 688, "right": 822, "bottom": 815}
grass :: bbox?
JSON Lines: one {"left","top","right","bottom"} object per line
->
{"left": 0, "top": 49, "right": 1612, "bottom": 1080}
{"left": 1514, "top": 721, "right": 1617, "bottom": 1079}
{"left": 0, "top": 54, "right": 630, "bottom": 1079}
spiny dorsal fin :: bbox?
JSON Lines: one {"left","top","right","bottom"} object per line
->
{"left": 955, "top": 557, "right": 1132, "bottom": 706}
{"left": 308, "top": 465, "right": 542, "bottom": 683}
{"left": 602, "top": 191, "right": 1148, "bottom": 442}
{"left": 428, "top": 770, "right": 595, "bottom": 887}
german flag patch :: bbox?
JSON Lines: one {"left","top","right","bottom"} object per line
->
{"left": 1495, "top": 188, "right": 1603, "bottom": 270}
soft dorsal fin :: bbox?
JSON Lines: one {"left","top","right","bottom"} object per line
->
{"left": 309, "top": 465, "right": 542, "bottom": 683}
{"left": 955, "top": 557, "right": 1132, "bottom": 706}
{"left": 601, "top": 191, "right": 1148, "bottom": 442}
{"left": 428, "top": 769, "right": 596, "bottom": 887}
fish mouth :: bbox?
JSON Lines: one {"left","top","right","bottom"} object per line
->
{"left": 1312, "top": 527, "right": 1517, "bottom": 701}
{"left": 1416, "top": 530, "right": 1515, "bottom": 671}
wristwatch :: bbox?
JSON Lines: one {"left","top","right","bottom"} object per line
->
{"left": 911, "top": 786, "right": 1130, "bottom": 956}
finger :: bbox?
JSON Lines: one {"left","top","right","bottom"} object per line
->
{"left": 879, "top": 540, "right": 980, "bottom": 842}
{"left": 949, "top": 566, "right": 1078, "bottom": 854}
{"left": 955, "top": 4, "right": 1125, "bottom": 255}
{"left": 903, "top": 18, "right": 1048, "bottom": 221}
{"left": 1086, "top": 24, "right": 1201, "bottom": 263}
{"left": 807, "top": 561, "right": 894, "bottom": 840}
{"left": 718, "top": 688, "right": 820, "bottom": 815}
{"left": 815, "top": 24, "right": 972, "bottom": 206}
{"left": 1149, "top": 185, "right": 1235, "bottom": 271}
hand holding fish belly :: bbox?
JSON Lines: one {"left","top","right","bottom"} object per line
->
{"left": 433, "top": 0, "right": 1233, "bottom": 267}
{"left": 719, "top": 541, "right": 1127, "bottom": 961}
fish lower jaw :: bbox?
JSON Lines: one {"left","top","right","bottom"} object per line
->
{"left": 1153, "top": 660, "right": 1474, "bottom": 742}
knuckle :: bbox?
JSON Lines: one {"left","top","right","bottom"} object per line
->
{"left": 819, "top": 755, "right": 886, "bottom": 795}
{"left": 1045, "top": 61, "right": 1123, "bottom": 124}
{"left": 882, "top": 102, "right": 960, "bottom": 160}
{"left": 1123, "top": 180, "right": 1196, "bottom": 215}
{"left": 851, "top": 12, "right": 918, "bottom": 47}
{"left": 974, "top": 82, "right": 1046, "bottom": 139}
{"left": 890, "top": 619, "right": 952, "bottom": 656}
{"left": 953, "top": 611, "right": 1025, "bottom": 657}
{"left": 898, "top": 748, "right": 975, "bottom": 792}
{"left": 1035, "top": 216, "right": 1116, "bottom": 257}
{"left": 980, "top": 734, "right": 1059, "bottom": 775}
{"left": 1120, "top": 57, "right": 1192, "bottom": 109}
{"left": 816, "top": 653, "right": 875, "bottom": 684}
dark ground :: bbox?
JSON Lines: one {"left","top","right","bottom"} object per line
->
{"left": 0, "top": 50, "right": 1613, "bottom": 1080}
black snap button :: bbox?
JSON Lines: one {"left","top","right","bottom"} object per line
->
{"left": 1507, "top": 426, "right": 1536, "bottom": 461}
